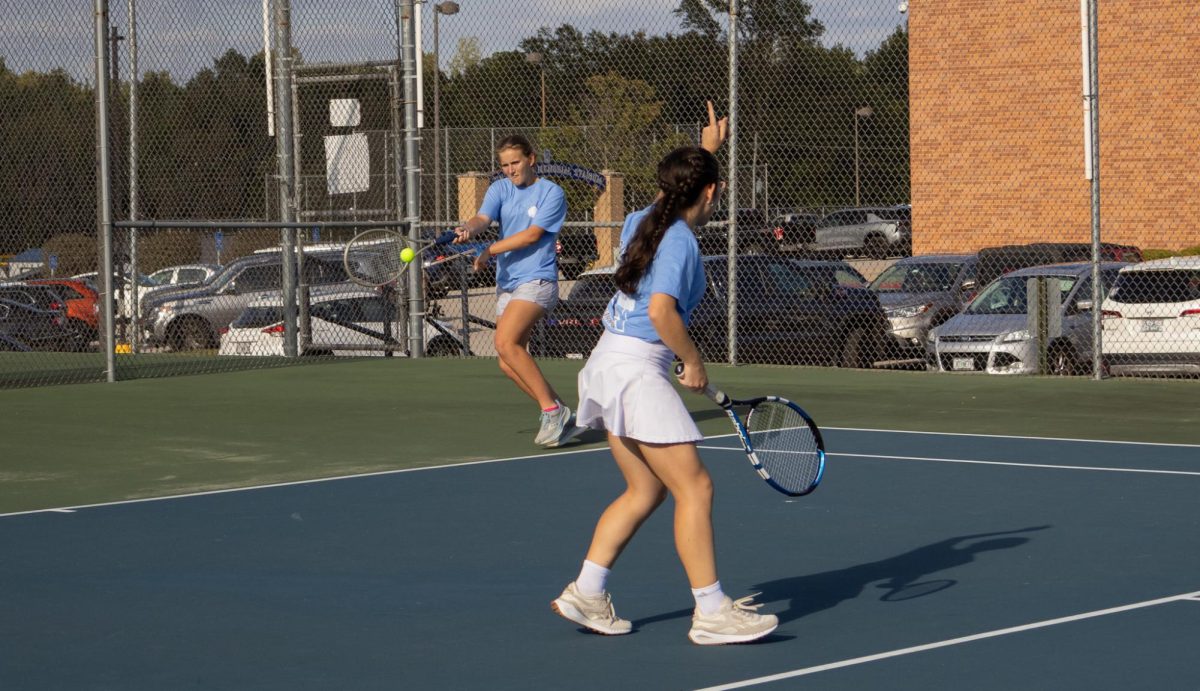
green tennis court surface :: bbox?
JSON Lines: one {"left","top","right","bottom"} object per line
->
{"left": 2, "top": 358, "right": 1197, "bottom": 514}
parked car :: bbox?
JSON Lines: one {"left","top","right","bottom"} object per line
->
{"left": 140, "top": 251, "right": 352, "bottom": 350}
{"left": 0, "top": 283, "right": 87, "bottom": 349}
{"left": 975, "top": 242, "right": 1141, "bottom": 291}
{"left": 0, "top": 298, "right": 79, "bottom": 351}
{"left": 536, "top": 255, "right": 888, "bottom": 368}
{"left": 808, "top": 206, "right": 912, "bottom": 258}
{"left": 146, "top": 263, "right": 222, "bottom": 288}
{"left": 26, "top": 278, "right": 101, "bottom": 341}
{"left": 768, "top": 212, "right": 821, "bottom": 255}
{"left": 868, "top": 254, "right": 978, "bottom": 362}
{"left": 1100, "top": 256, "right": 1200, "bottom": 376}
{"left": 72, "top": 270, "right": 160, "bottom": 319}
{"left": 694, "top": 208, "right": 776, "bottom": 256}
{"left": 927, "top": 262, "right": 1127, "bottom": 375}
{"left": 218, "top": 284, "right": 467, "bottom": 357}
{"left": 557, "top": 226, "right": 600, "bottom": 281}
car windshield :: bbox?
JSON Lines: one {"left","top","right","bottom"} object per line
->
{"left": 870, "top": 263, "right": 962, "bottom": 293}
{"left": 1109, "top": 270, "right": 1200, "bottom": 304}
{"left": 967, "top": 275, "right": 1076, "bottom": 315}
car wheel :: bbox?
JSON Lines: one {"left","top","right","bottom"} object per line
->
{"left": 426, "top": 336, "right": 462, "bottom": 357}
{"left": 864, "top": 234, "right": 887, "bottom": 259}
{"left": 169, "top": 318, "right": 213, "bottom": 351}
{"left": 1048, "top": 342, "right": 1078, "bottom": 376}
{"left": 424, "top": 273, "right": 452, "bottom": 299}
{"left": 68, "top": 318, "right": 97, "bottom": 343}
{"left": 839, "top": 327, "right": 878, "bottom": 369}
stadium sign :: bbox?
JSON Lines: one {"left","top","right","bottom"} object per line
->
{"left": 490, "top": 162, "right": 607, "bottom": 192}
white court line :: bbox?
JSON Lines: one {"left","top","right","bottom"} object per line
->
{"left": 825, "top": 426, "right": 1200, "bottom": 449}
{"left": 695, "top": 590, "right": 1200, "bottom": 691}
{"left": 2, "top": 426, "right": 1192, "bottom": 519}
{"left": 695, "top": 446, "right": 1200, "bottom": 478}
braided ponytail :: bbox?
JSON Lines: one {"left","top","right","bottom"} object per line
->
{"left": 615, "top": 147, "right": 719, "bottom": 295}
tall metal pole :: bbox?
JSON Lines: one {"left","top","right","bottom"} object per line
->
{"left": 127, "top": 0, "right": 140, "bottom": 352}
{"left": 94, "top": 0, "right": 116, "bottom": 381}
{"left": 400, "top": 0, "right": 426, "bottom": 356}
{"left": 725, "top": 0, "right": 740, "bottom": 366}
{"left": 433, "top": 9, "right": 441, "bottom": 227}
{"left": 272, "top": 0, "right": 298, "bottom": 356}
{"left": 1086, "top": 0, "right": 1103, "bottom": 380}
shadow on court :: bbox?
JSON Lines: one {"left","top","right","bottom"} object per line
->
{"left": 754, "top": 525, "right": 1051, "bottom": 624}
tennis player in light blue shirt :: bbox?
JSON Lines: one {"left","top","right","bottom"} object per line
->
{"left": 602, "top": 207, "right": 706, "bottom": 342}
{"left": 453, "top": 135, "right": 580, "bottom": 449}
{"left": 477, "top": 176, "right": 566, "bottom": 291}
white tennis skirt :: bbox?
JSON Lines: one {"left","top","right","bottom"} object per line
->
{"left": 576, "top": 330, "right": 703, "bottom": 444}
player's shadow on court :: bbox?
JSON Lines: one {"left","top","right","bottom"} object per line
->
{"left": 752, "top": 525, "right": 1051, "bottom": 624}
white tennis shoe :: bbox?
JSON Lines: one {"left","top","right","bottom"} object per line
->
{"left": 551, "top": 582, "right": 632, "bottom": 635}
{"left": 536, "top": 404, "right": 582, "bottom": 447}
{"left": 688, "top": 594, "right": 778, "bottom": 645}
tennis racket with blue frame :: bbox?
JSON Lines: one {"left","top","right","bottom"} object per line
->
{"left": 675, "top": 363, "right": 826, "bottom": 497}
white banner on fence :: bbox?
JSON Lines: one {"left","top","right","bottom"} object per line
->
{"left": 324, "top": 133, "right": 370, "bottom": 195}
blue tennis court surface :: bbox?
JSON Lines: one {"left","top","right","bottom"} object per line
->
{"left": 2, "top": 429, "right": 1198, "bottom": 689}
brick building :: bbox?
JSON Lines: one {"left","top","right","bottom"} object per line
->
{"left": 909, "top": 1, "right": 1200, "bottom": 254}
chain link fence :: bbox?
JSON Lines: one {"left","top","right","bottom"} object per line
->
{"left": 1, "top": 1, "right": 1197, "bottom": 388}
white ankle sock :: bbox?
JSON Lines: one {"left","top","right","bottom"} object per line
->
{"left": 576, "top": 559, "right": 610, "bottom": 597}
{"left": 691, "top": 581, "right": 726, "bottom": 615}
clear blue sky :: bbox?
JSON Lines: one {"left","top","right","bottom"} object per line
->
{"left": 1, "top": 0, "right": 906, "bottom": 83}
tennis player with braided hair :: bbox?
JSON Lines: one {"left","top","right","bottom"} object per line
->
{"left": 551, "top": 103, "right": 778, "bottom": 645}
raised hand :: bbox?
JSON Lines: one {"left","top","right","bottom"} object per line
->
{"left": 700, "top": 100, "right": 728, "bottom": 154}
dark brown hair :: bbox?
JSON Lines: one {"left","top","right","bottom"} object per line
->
{"left": 495, "top": 134, "right": 535, "bottom": 157}
{"left": 615, "top": 146, "right": 719, "bottom": 295}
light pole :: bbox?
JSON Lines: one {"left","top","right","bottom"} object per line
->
{"left": 432, "top": 1, "right": 459, "bottom": 226}
{"left": 854, "top": 105, "right": 873, "bottom": 206}
{"left": 525, "top": 51, "right": 546, "bottom": 128}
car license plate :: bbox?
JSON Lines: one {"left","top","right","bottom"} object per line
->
{"left": 237, "top": 342, "right": 251, "bottom": 354}
{"left": 1140, "top": 319, "right": 1163, "bottom": 333}
{"left": 952, "top": 357, "right": 975, "bottom": 371}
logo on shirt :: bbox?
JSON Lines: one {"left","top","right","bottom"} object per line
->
{"left": 527, "top": 206, "right": 538, "bottom": 218}
{"left": 603, "top": 292, "right": 635, "bottom": 333}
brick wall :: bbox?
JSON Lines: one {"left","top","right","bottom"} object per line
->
{"left": 910, "top": 1, "right": 1200, "bottom": 254}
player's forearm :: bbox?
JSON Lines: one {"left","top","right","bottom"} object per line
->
{"left": 486, "top": 226, "right": 544, "bottom": 256}
{"left": 649, "top": 295, "right": 701, "bottom": 366}
{"left": 459, "top": 215, "right": 490, "bottom": 238}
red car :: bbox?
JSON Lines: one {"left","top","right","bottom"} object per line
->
{"left": 26, "top": 279, "right": 100, "bottom": 340}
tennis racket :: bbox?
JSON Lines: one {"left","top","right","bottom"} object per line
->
{"left": 675, "top": 363, "right": 825, "bottom": 497}
{"left": 342, "top": 228, "right": 457, "bottom": 287}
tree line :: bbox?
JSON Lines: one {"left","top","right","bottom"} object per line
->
{"left": 0, "top": 0, "right": 908, "bottom": 267}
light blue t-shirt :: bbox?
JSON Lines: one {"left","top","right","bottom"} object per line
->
{"left": 477, "top": 177, "right": 567, "bottom": 291}
{"left": 602, "top": 206, "right": 706, "bottom": 343}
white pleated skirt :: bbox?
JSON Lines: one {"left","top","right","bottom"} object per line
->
{"left": 576, "top": 330, "right": 703, "bottom": 444}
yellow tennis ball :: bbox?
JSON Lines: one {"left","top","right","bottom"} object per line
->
{"left": 399, "top": 247, "right": 416, "bottom": 263}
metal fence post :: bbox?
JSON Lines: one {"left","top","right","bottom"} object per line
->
{"left": 725, "top": 1, "right": 739, "bottom": 366}
{"left": 400, "top": 0, "right": 425, "bottom": 356}
{"left": 94, "top": 0, "right": 116, "bottom": 382}
{"left": 272, "top": 0, "right": 299, "bottom": 357}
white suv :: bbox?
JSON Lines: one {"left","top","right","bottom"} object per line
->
{"left": 810, "top": 206, "right": 911, "bottom": 258}
{"left": 1101, "top": 256, "right": 1200, "bottom": 376}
